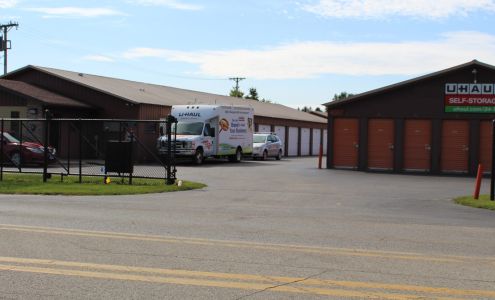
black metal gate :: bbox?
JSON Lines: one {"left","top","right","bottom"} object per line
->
{"left": 0, "top": 115, "right": 177, "bottom": 185}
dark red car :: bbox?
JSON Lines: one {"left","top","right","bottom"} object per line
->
{"left": 1, "top": 132, "right": 56, "bottom": 166}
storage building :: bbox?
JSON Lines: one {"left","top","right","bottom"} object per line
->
{"left": 324, "top": 60, "right": 495, "bottom": 175}
{"left": 0, "top": 65, "right": 326, "bottom": 158}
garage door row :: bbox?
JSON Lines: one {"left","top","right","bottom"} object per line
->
{"left": 257, "top": 124, "right": 327, "bottom": 156}
{"left": 330, "top": 118, "right": 492, "bottom": 174}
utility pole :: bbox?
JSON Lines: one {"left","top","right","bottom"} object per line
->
{"left": 1, "top": 21, "right": 19, "bottom": 75}
{"left": 229, "top": 77, "right": 245, "bottom": 93}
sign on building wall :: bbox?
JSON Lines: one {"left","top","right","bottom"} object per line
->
{"left": 445, "top": 83, "right": 495, "bottom": 113}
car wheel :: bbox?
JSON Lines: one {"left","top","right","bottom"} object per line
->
{"left": 261, "top": 150, "right": 268, "bottom": 161}
{"left": 276, "top": 150, "right": 282, "bottom": 160}
{"left": 10, "top": 152, "right": 20, "bottom": 167}
{"left": 193, "top": 149, "right": 204, "bottom": 165}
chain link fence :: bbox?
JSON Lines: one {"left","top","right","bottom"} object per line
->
{"left": 0, "top": 116, "right": 177, "bottom": 185}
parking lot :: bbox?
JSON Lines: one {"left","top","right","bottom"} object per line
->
{"left": 0, "top": 157, "right": 494, "bottom": 299}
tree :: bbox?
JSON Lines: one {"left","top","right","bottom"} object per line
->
{"left": 332, "top": 91, "right": 354, "bottom": 101}
{"left": 315, "top": 107, "right": 322, "bottom": 112}
{"left": 244, "top": 88, "right": 259, "bottom": 100}
{"left": 327, "top": 92, "right": 354, "bottom": 112}
{"left": 229, "top": 88, "right": 244, "bottom": 98}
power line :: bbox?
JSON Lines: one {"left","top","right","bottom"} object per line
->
{"left": 16, "top": 24, "right": 228, "bottom": 82}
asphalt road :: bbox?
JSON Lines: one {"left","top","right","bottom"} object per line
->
{"left": 0, "top": 157, "right": 494, "bottom": 299}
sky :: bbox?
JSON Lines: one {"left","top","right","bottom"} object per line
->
{"left": 1, "top": 0, "right": 495, "bottom": 109}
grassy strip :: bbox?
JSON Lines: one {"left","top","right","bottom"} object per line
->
{"left": 0, "top": 173, "right": 206, "bottom": 195}
{"left": 454, "top": 195, "right": 495, "bottom": 211}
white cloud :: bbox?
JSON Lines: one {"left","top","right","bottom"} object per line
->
{"left": 0, "top": 0, "right": 18, "bottom": 9}
{"left": 121, "top": 31, "right": 495, "bottom": 79}
{"left": 27, "top": 7, "right": 126, "bottom": 18}
{"left": 83, "top": 55, "right": 115, "bottom": 62}
{"left": 129, "top": 0, "right": 202, "bottom": 10}
{"left": 303, "top": 0, "right": 495, "bottom": 19}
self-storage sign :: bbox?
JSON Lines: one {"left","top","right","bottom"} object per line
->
{"left": 445, "top": 83, "right": 495, "bottom": 113}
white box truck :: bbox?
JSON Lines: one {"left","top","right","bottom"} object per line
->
{"left": 158, "top": 105, "right": 254, "bottom": 164}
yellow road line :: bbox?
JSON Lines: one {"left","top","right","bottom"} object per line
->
{"left": 0, "top": 224, "right": 484, "bottom": 263}
{"left": 0, "top": 263, "right": 465, "bottom": 300}
{"left": 1, "top": 256, "right": 494, "bottom": 298}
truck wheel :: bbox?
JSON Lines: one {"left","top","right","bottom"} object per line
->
{"left": 276, "top": 150, "right": 282, "bottom": 160}
{"left": 229, "top": 148, "right": 242, "bottom": 163}
{"left": 261, "top": 150, "right": 268, "bottom": 161}
{"left": 193, "top": 149, "right": 204, "bottom": 165}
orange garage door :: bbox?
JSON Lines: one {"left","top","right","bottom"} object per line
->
{"left": 479, "top": 121, "right": 492, "bottom": 173}
{"left": 403, "top": 120, "right": 432, "bottom": 171}
{"left": 368, "top": 119, "right": 394, "bottom": 170}
{"left": 441, "top": 120, "right": 469, "bottom": 173}
{"left": 333, "top": 118, "right": 359, "bottom": 168}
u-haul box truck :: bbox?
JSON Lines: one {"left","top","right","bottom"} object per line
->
{"left": 158, "top": 105, "right": 254, "bottom": 164}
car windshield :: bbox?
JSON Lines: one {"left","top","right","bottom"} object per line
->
{"left": 173, "top": 122, "right": 204, "bottom": 135}
{"left": 253, "top": 135, "right": 267, "bottom": 143}
{"left": 2, "top": 132, "right": 19, "bottom": 143}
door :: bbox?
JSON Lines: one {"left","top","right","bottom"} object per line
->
{"left": 266, "top": 135, "right": 276, "bottom": 156}
{"left": 288, "top": 127, "right": 298, "bottom": 156}
{"left": 300, "top": 128, "right": 310, "bottom": 156}
{"left": 202, "top": 122, "right": 216, "bottom": 156}
{"left": 312, "top": 129, "right": 321, "bottom": 155}
{"left": 479, "top": 121, "right": 492, "bottom": 173}
{"left": 368, "top": 119, "right": 394, "bottom": 170}
{"left": 441, "top": 120, "right": 469, "bottom": 173}
{"left": 403, "top": 120, "right": 432, "bottom": 171}
{"left": 274, "top": 126, "right": 285, "bottom": 155}
{"left": 323, "top": 129, "right": 327, "bottom": 154}
{"left": 333, "top": 119, "right": 359, "bottom": 168}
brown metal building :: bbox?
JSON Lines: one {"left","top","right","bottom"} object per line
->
{"left": 324, "top": 60, "right": 495, "bottom": 176}
{"left": 0, "top": 65, "right": 326, "bottom": 158}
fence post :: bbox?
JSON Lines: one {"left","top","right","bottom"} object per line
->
{"left": 491, "top": 119, "right": 495, "bottom": 201}
{"left": 67, "top": 121, "right": 71, "bottom": 175}
{"left": 0, "top": 119, "right": 3, "bottom": 181}
{"left": 129, "top": 131, "right": 134, "bottom": 185}
{"left": 18, "top": 119, "right": 22, "bottom": 172}
{"left": 78, "top": 119, "right": 82, "bottom": 184}
{"left": 43, "top": 110, "right": 52, "bottom": 182}
{"left": 166, "top": 115, "right": 177, "bottom": 185}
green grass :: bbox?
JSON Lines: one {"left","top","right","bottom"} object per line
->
{"left": 0, "top": 173, "right": 206, "bottom": 195}
{"left": 454, "top": 195, "right": 495, "bottom": 211}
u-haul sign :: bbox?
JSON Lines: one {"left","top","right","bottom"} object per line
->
{"left": 445, "top": 83, "right": 495, "bottom": 113}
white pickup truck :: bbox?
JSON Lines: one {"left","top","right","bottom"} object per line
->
{"left": 158, "top": 105, "right": 254, "bottom": 164}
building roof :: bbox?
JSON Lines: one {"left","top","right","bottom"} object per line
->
{"left": 308, "top": 110, "right": 328, "bottom": 119}
{"left": 5, "top": 66, "right": 325, "bottom": 124}
{"left": 324, "top": 60, "right": 495, "bottom": 108}
{"left": 0, "top": 79, "right": 92, "bottom": 108}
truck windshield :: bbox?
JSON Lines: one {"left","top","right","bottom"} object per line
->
{"left": 173, "top": 122, "right": 204, "bottom": 135}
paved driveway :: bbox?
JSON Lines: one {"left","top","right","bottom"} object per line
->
{"left": 0, "top": 157, "right": 494, "bottom": 299}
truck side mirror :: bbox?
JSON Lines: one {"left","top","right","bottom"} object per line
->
{"left": 159, "top": 126, "right": 164, "bottom": 136}
{"left": 209, "top": 127, "right": 215, "bottom": 137}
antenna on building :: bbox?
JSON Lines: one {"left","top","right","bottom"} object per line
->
{"left": 0, "top": 21, "right": 19, "bottom": 75}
